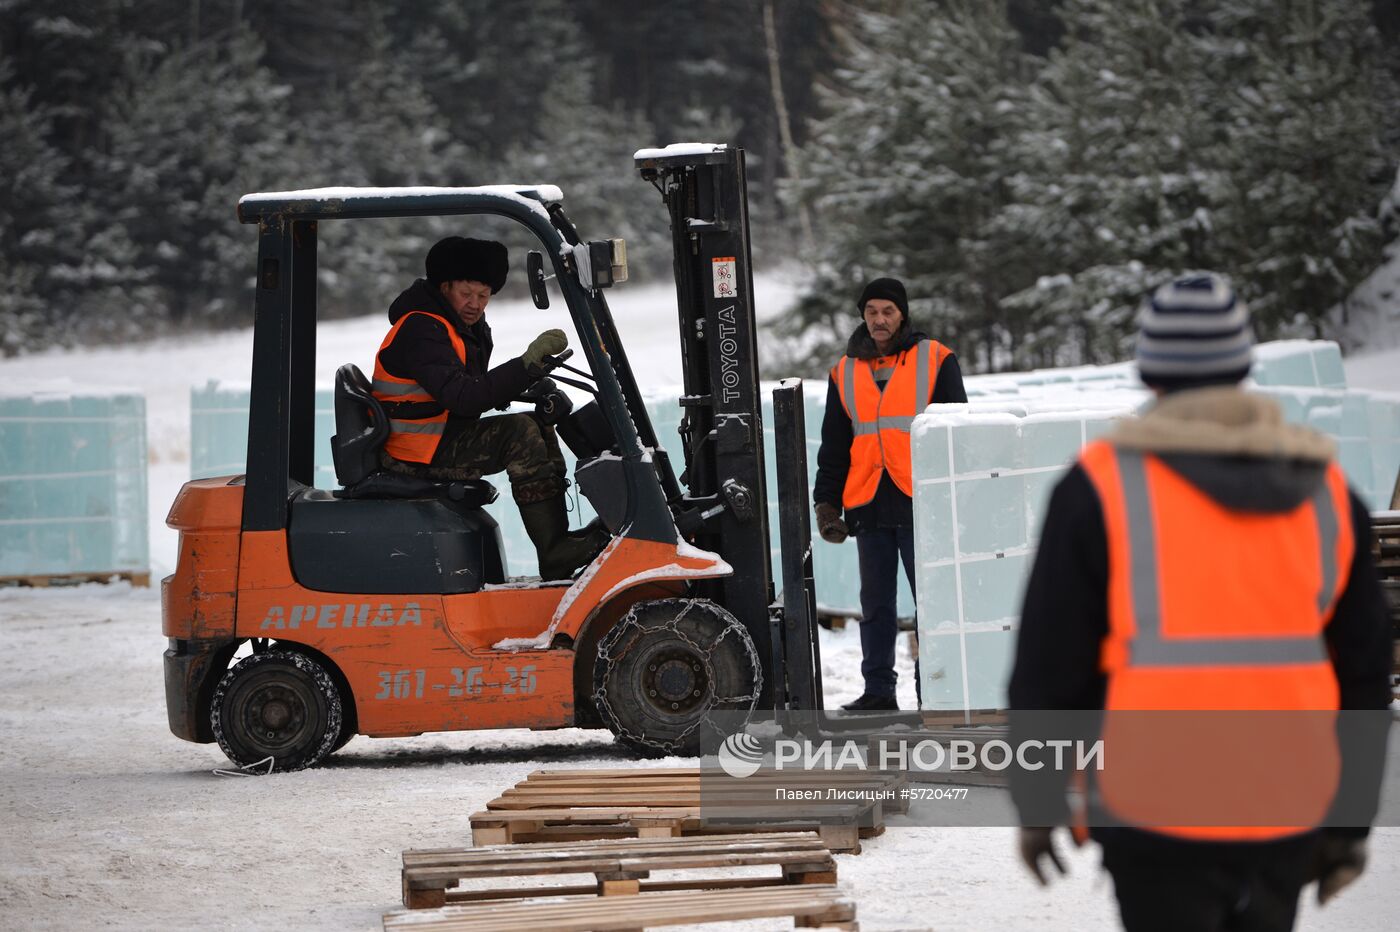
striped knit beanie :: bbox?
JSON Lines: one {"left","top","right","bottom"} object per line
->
{"left": 1135, "top": 274, "right": 1253, "bottom": 391}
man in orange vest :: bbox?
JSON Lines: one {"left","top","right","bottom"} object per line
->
{"left": 373, "top": 236, "right": 605, "bottom": 580}
{"left": 1008, "top": 274, "right": 1391, "bottom": 930}
{"left": 813, "top": 277, "right": 967, "bottom": 711}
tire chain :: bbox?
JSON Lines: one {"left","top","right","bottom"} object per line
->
{"left": 209, "top": 648, "right": 343, "bottom": 773}
{"left": 593, "top": 598, "right": 762, "bottom": 753}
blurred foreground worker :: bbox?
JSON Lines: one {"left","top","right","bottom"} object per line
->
{"left": 373, "top": 235, "right": 604, "bottom": 579}
{"left": 813, "top": 277, "right": 967, "bottom": 711}
{"left": 1008, "top": 274, "right": 1391, "bottom": 931}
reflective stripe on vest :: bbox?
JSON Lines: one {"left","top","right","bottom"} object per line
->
{"left": 833, "top": 339, "right": 948, "bottom": 507}
{"left": 387, "top": 419, "right": 446, "bottom": 435}
{"left": 372, "top": 311, "right": 464, "bottom": 464}
{"left": 371, "top": 378, "right": 433, "bottom": 398}
{"left": 1078, "top": 441, "right": 1351, "bottom": 841}
{"left": 1115, "top": 451, "right": 1334, "bottom": 668}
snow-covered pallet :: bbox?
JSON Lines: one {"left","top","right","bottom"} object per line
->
{"left": 383, "top": 884, "right": 858, "bottom": 930}
{"left": 400, "top": 831, "right": 837, "bottom": 909}
{"left": 469, "top": 768, "right": 907, "bottom": 854}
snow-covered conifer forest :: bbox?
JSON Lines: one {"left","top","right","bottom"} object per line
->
{"left": 1, "top": 0, "right": 1396, "bottom": 369}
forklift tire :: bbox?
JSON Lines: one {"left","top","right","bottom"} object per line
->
{"left": 210, "top": 649, "right": 343, "bottom": 773}
{"left": 592, "top": 599, "right": 762, "bottom": 757}
{"left": 328, "top": 722, "right": 356, "bottom": 755}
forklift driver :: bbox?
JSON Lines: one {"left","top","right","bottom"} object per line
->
{"left": 372, "top": 235, "right": 607, "bottom": 580}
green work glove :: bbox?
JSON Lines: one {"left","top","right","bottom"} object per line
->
{"left": 814, "top": 502, "right": 849, "bottom": 544}
{"left": 522, "top": 329, "right": 568, "bottom": 376}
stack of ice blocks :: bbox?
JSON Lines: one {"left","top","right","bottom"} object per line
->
{"left": 0, "top": 384, "right": 149, "bottom": 580}
{"left": 1250, "top": 341, "right": 1400, "bottom": 512}
{"left": 912, "top": 339, "right": 1400, "bottom": 715}
{"left": 911, "top": 393, "right": 1149, "bottom": 714}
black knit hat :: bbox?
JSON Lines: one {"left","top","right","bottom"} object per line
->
{"left": 1136, "top": 273, "right": 1253, "bottom": 392}
{"left": 856, "top": 277, "right": 909, "bottom": 321}
{"left": 425, "top": 236, "right": 509, "bottom": 292}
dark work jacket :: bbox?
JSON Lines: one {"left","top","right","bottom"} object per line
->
{"left": 377, "top": 279, "right": 531, "bottom": 440}
{"left": 1008, "top": 390, "right": 1392, "bottom": 853}
{"left": 812, "top": 322, "right": 968, "bottom": 532}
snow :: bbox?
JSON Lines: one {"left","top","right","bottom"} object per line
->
{"left": 239, "top": 183, "right": 564, "bottom": 208}
{"left": 1326, "top": 228, "right": 1400, "bottom": 355}
{"left": 1, "top": 270, "right": 1398, "bottom": 929}
{"left": 1, "top": 582, "right": 1395, "bottom": 930}
{"left": 0, "top": 377, "right": 142, "bottom": 400}
{"left": 1345, "top": 344, "right": 1400, "bottom": 393}
{"left": 633, "top": 143, "right": 728, "bottom": 160}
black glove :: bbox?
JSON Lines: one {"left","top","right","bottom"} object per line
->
{"left": 535, "top": 389, "right": 572, "bottom": 425}
{"left": 522, "top": 329, "right": 568, "bottom": 377}
{"left": 517, "top": 378, "right": 573, "bottom": 425}
{"left": 1018, "top": 827, "right": 1070, "bottom": 886}
{"left": 1314, "top": 834, "right": 1367, "bottom": 905}
{"left": 814, "top": 502, "right": 849, "bottom": 544}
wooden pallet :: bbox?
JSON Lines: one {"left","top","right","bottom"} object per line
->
{"left": 815, "top": 609, "right": 850, "bottom": 630}
{"left": 511, "top": 766, "right": 909, "bottom": 814}
{"left": 1371, "top": 517, "right": 1400, "bottom": 632}
{"left": 918, "top": 709, "right": 1007, "bottom": 727}
{"left": 867, "top": 726, "right": 1010, "bottom": 787}
{"left": 815, "top": 611, "right": 919, "bottom": 633}
{"left": 383, "top": 884, "right": 858, "bottom": 931}
{"left": 470, "top": 768, "right": 906, "bottom": 854}
{"left": 0, "top": 570, "right": 150, "bottom": 589}
{"left": 401, "top": 831, "right": 836, "bottom": 909}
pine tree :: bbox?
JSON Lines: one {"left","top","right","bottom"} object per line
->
{"left": 498, "top": 44, "right": 671, "bottom": 282}
{"left": 387, "top": 0, "right": 591, "bottom": 162}
{"left": 1202, "top": 0, "right": 1394, "bottom": 338}
{"left": 0, "top": 65, "right": 74, "bottom": 353}
{"left": 95, "top": 27, "right": 294, "bottom": 331}
{"left": 296, "top": 11, "right": 472, "bottom": 317}
{"left": 784, "top": 0, "right": 1036, "bottom": 373}
{"left": 999, "top": 0, "right": 1226, "bottom": 367}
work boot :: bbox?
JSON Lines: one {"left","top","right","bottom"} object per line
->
{"left": 839, "top": 693, "right": 899, "bottom": 712}
{"left": 518, "top": 495, "right": 609, "bottom": 580}
{"left": 567, "top": 515, "right": 608, "bottom": 543}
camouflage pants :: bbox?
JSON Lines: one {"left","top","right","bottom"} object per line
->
{"left": 381, "top": 413, "right": 567, "bottom": 505}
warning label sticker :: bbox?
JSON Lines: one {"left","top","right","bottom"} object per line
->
{"left": 712, "top": 257, "right": 737, "bottom": 298}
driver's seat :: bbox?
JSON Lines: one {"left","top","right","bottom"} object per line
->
{"left": 330, "top": 364, "right": 498, "bottom": 507}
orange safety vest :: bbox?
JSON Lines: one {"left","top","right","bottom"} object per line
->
{"left": 832, "top": 339, "right": 950, "bottom": 509}
{"left": 371, "top": 311, "right": 466, "bottom": 464}
{"left": 1078, "top": 440, "right": 1352, "bottom": 841}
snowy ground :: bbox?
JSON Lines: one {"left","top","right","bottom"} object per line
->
{"left": 3, "top": 583, "right": 1396, "bottom": 931}
{"left": 2, "top": 275, "right": 1399, "bottom": 930}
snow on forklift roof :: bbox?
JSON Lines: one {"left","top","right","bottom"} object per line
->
{"left": 633, "top": 142, "right": 728, "bottom": 160}
{"left": 236, "top": 184, "right": 563, "bottom": 223}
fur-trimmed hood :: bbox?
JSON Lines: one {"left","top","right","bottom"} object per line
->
{"left": 1106, "top": 386, "right": 1335, "bottom": 512}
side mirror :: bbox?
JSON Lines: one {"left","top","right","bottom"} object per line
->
{"left": 526, "top": 251, "right": 551, "bottom": 309}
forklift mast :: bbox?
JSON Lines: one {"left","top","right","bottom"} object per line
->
{"left": 635, "top": 145, "right": 822, "bottom": 713}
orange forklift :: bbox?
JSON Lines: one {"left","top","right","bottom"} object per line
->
{"left": 162, "top": 146, "right": 826, "bottom": 770}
